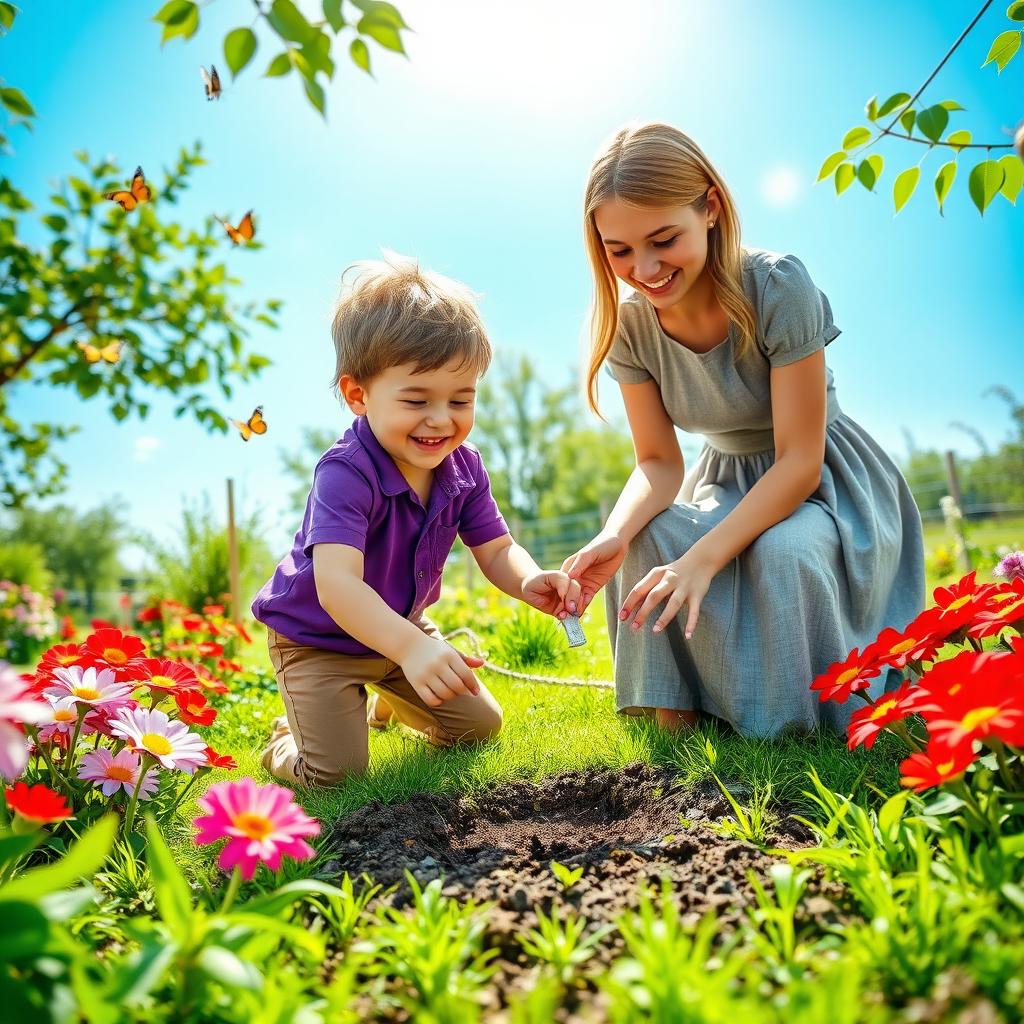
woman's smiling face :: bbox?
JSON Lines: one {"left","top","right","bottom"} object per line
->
{"left": 594, "top": 194, "right": 718, "bottom": 309}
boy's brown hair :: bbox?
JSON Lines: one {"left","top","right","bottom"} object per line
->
{"left": 330, "top": 252, "right": 492, "bottom": 390}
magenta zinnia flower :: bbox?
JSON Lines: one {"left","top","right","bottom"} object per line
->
{"left": 1, "top": 662, "right": 50, "bottom": 780}
{"left": 193, "top": 777, "right": 320, "bottom": 880}
{"left": 78, "top": 747, "right": 159, "bottom": 799}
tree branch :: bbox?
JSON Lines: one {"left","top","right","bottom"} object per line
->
{"left": 879, "top": 129, "right": 1014, "bottom": 150}
{"left": 0, "top": 299, "right": 91, "bottom": 388}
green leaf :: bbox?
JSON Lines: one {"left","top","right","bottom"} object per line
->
{"left": 998, "top": 154, "right": 1024, "bottom": 204}
{"left": 934, "top": 161, "right": 957, "bottom": 214}
{"left": 323, "top": 0, "right": 345, "bottom": 31}
{"left": 864, "top": 95, "right": 878, "bottom": 121}
{"left": 0, "top": 831, "right": 44, "bottom": 870}
{"left": 265, "top": 51, "right": 292, "bottom": 77}
{"left": 144, "top": 816, "right": 194, "bottom": 943}
{"left": 856, "top": 155, "right": 883, "bottom": 191}
{"left": 224, "top": 27, "right": 257, "bottom": 78}
{"left": 241, "top": 878, "right": 349, "bottom": 917}
{"left": 817, "top": 151, "right": 846, "bottom": 182}
{"left": 892, "top": 166, "right": 920, "bottom": 213}
{"left": 899, "top": 108, "right": 916, "bottom": 135}
{"left": 197, "top": 945, "right": 263, "bottom": 990}
{"left": 0, "top": 3, "right": 16, "bottom": 31}
{"left": 1010, "top": 1, "right": 1024, "bottom": 22}
{"left": 982, "top": 29, "right": 1021, "bottom": 71}
{"left": 946, "top": 130, "right": 972, "bottom": 152}
{"left": 938, "top": 100, "right": 966, "bottom": 111}
{"left": 349, "top": 37, "right": 371, "bottom": 74}
{"left": 877, "top": 92, "right": 911, "bottom": 117}
{"left": 268, "top": 0, "right": 315, "bottom": 44}
{"left": 0, "top": 87, "right": 35, "bottom": 118}
{"left": 351, "top": 0, "right": 410, "bottom": 29}
{"left": 0, "top": 900, "right": 50, "bottom": 958}
{"left": 357, "top": 14, "right": 406, "bottom": 53}
{"left": 103, "top": 938, "right": 178, "bottom": 1003}
{"left": 1, "top": 816, "right": 116, "bottom": 901}
{"left": 841, "top": 125, "right": 871, "bottom": 150}
{"left": 877, "top": 791, "right": 910, "bottom": 834}
{"left": 917, "top": 104, "right": 949, "bottom": 143}
{"left": 155, "top": 0, "right": 199, "bottom": 44}
{"left": 303, "top": 75, "right": 326, "bottom": 115}
{"left": 835, "top": 162, "right": 856, "bottom": 194}
{"left": 968, "top": 159, "right": 1006, "bottom": 215}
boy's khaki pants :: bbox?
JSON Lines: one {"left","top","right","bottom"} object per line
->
{"left": 261, "top": 616, "right": 503, "bottom": 787}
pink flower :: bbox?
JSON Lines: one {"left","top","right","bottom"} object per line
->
{"left": 47, "top": 665, "right": 136, "bottom": 708}
{"left": 78, "top": 747, "right": 159, "bottom": 799}
{"left": 193, "top": 777, "right": 320, "bottom": 880}
{"left": 108, "top": 706, "right": 208, "bottom": 773}
{"left": 994, "top": 551, "right": 1024, "bottom": 584}
{"left": 0, "top": 662, "right": 50, "bottom": 781}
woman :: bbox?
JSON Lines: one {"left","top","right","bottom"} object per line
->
{"left": 562, "top": 121, "right": 925, "bottom": 737}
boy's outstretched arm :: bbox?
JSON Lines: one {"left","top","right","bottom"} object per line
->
{"left": 470, "top": 535, "right": 582, "bottom": 618}
{"left": 312, "top": 543, "right": 480, "bottom": 705}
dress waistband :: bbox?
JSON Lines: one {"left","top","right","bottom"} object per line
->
{"left": 703, "top": 403, "right": 844, "bottom": 457}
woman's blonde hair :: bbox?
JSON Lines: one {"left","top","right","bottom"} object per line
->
{"left": 330, "top": 251, "right": 492, "bottom": 391}
{"left": 583, "top": 122, "right": 755, "bottom": 417}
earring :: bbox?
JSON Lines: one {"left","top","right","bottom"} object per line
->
{"left": 709, "top": 221, "right": 716, "bottom": 228}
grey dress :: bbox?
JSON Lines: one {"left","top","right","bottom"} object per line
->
{"left": 604, "top": 248, "right": 925, "bottom": 737}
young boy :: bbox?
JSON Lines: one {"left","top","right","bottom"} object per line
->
{"left": 252, "top": 255, "right": 581, "bottom": 787}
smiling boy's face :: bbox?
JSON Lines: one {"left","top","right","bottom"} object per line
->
{"left": 340, "top": 358, "right": 479, "bottom": 487}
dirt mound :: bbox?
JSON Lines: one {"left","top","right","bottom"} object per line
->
{"left": 325, "top": 763, "right": 841, "bottom": 939}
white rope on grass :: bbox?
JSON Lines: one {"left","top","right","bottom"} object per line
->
{"left": 443, "top": 626, "right": 614, "bottom": 690}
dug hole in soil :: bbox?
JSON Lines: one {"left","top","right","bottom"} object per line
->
{"left": 323, "top": 763, "right": 848, "bottom": 1017}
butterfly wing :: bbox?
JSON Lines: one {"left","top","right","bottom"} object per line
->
{"left": 200, "top": 65, "right": 213, "bottom": 98}
{"left": 77, "top": 341, "right": 101, "bottom": 363}
{"left": 231, "top": 418, "right": 253, "bottom": 442}
{"left": 130, "top": 167, "right": 151, "bottom": 204}
{"left": 247, "top": 405, "right": 267, "bottom": 435}
{"left": 104, "top": 189, "right": 137, "bottom": 211}
{"left": 210, "top": 65, "right": 222, "bottom": 98}
{"left": 99, "top": 342, "right": 121, "bottom": 364}
{"left": 237, "top": 210, "right": 255, "bottom": 242}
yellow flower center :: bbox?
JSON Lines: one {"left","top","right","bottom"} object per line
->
{"left": 150, "top": 675, "right": 175, "bottom": 688}
{"left": 890, "top": 638, "right": 917, "bottom": 656}
{"left": 836, "top": 667, "right": 861, "bottom": 687}
{"left": 937, "top": 759, "right": 957, "bottom": 777}
{"left": 945, "top": 595, "right": 971, "bottom": 613}
{"left": 233, "top": 812, "right": 273, "bottom": 841}
{"left": 73, "top": 687, "right": 101, "bottom": 701}
{"left": 107, "top": 765, "right": 135, "bottom": 783}
{"left": 55, "top": 709, "right": 76, "bottom": 722}
{"left": 870, "top": 698, "right": 898, "bottom": 720}
{"left": 58, "top": 654, "right": 79, "bottom": 665}
{"left": 961, "top": 706, "right": 999, "bottom": 734}
{"left": 141, "top": 733, "right": 172, "bottom": 756}
{"left": 103, "top": 648, "right": 128, "bottom": 665}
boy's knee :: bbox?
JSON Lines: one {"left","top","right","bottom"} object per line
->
{"left": 467, "top": 704, "right": 503, "bottom": 743}
{"left": 298, "top": 752, "right": 369, "bottom": 788}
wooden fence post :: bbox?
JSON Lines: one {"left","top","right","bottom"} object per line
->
{"left": 943, "top": 450, "right": 972, "bottom": 572}
{"left": 226, "top": 478, "right": 242, "bottom": 625}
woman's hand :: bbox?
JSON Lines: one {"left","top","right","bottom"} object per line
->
{"left": 618, "top": 549, "right": 717, "bottom": 638}
{"left": 560, "top": 531, "right": 628, "bottom": 615}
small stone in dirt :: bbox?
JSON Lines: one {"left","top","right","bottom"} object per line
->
{"left": 419, "top": 856, "right": 438, "bottom": 869}
{"left": 510, "top": 888, "right": 531, "bottom": 912}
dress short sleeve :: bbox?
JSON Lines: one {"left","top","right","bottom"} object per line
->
{"left": 604, "top": 320, "right": 654, "bottom": 384}
{"left": 758, "top": 254, "right": 842, "bottom": 367}
{"left": 302, "top": 457, "right": 376, "bottom": 557}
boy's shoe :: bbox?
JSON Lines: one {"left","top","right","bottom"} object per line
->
{"left": 260, "top": 715, "right": 291, "bottom": 772}
{"left": 366, "top": 691, "right": 395, "bottom": 730}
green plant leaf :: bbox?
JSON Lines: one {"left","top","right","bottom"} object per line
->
{"left": 917, "top": 104, "right": 949, "bottom": 143}
{"left": 982, "top": 29, "right": 1022, "bottom": 71}
{"left": 899, "top": 108, "right": 916, "bottom": 135}
{"left": 268, "top": 0, "right": 315, "bottom": 44}
{"left": 841, "top": 125, "right": 872, "bottom": 150}
{"left": 155, "top": 0, "right": 199, "bottom": 44}
{"left": 265, "top": 51, "right": 292, "bottom": 77}
{"left": 0, "top": 831, "right": 44, "bottom": 870}
{"left": 323, "top": 0, "right": 345, "bottom": 31}
{"left": 350, "top": 37, "right": 371, "bottom": 74}
{"left": 144, "top": 815, "right": 194, "bottom": 943}
{"left": 357, "top": 14, "right": 406, "bottom": 53}
{"left": 946, "top": 129, "right": 972, "bottom": 152}
{"left": 938, "top": 99, "right": 966, "bottom": 111}
{"left": 835, "top": 162, "right": 856, "bottom": 194}
{"left": 817, "top": 150, "right": 846, "bottom": 182}
{"left": 877, "top": 91, "right": 911, "bottom": 117}
{"left": 968, "top": 159, "right": 1006, "bottom": 215}
{"left": 197, "top": 945, "right": 263, "bottom": 990}
{"left": 0, "top": 900, "right": 50, "bottom": 958}
{"left": 224, "top": 27, "right": 257, "bottom": 77}
{"left": 856, "top": 154, "right": 884, "bottom": 191}
{"left": 864, "top": 95, "right": 878, "bottom": 121}
{"left": 934, "top": 161, "right": 957, "bottom": 213}
{"left": 351, "top": 0, "right": 410, "bottom": 29}
{"left": 1, "top": 816, "right": 116, "bottom": 901}
{"left": 1, "top": 86, "right": 34, "bottom": 118}
{"left": 1010, "top": 0, "right": 1024, "bottom": 22}
{"left": 0, "top": 3, "right": 17, "bottom": 31}
{"left": 998, "top": 154, "right": 1024, "bottom": 203}
{"left": 103, "top": 938, "right": 178, "bottom": 1003}
{"left": 892, "top": 166, "right": 919, "bottom": 213}
{"left": 303, "top": 75, "right": 326, "bottom": 116}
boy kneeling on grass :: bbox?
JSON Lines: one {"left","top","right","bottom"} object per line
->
{"left": 252, "top": 254, "right": 581, "bottom": 787}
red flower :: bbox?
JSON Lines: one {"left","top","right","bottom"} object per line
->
{"left": 35, "top": 643, "right": 86, "bottom": 682}
{"left": 181, "top": 615, "right": 205, "bottom": 633}
{"left": 126, "top": 657, "right": 200, "bottom": 693}
{"left": 912, "top": 647, "right": 1014, "bottom": 713}
{"left": 846, "top": 681, "right": 919, "bottom": 751}
{"left": 931, "top": 571, "right": 999, "bottom": 631}
{"left": 216, "top": 657, "right": 244, "bottom": 674}
{"left": 196, "top": 641, "right": 224, "bottom": 658}
{"left": 900, "top": 739, "right": 976, "bottom": 792}
{"left": 202, "top": 604, "right": 225, "bottom": 616}
{"left": 90, "top": 618, "right": 117, "bottom": 630}
{"left": 5, "top": 781, "right": 73, "bottom": 826}
{"left": 811, "top": 648, "right": 881, "bottom": 703}
{"left": 174, "top": 690, "right": 217, "bottom": 726}
{"left": 59, "top": 615, "right": 76, "bottom": 641}
{"left": 82, "top": 628, "right": 147, "bottom": 673}
{"left": 861, "top": 613, "right": 945, "bottom": 671}
{"left": 194, "top": 664, "right": 230, "bottom": 695}
{"left": 137, "top": 605, "right": 163, "bottom": 623}
{"left": 203, "top": 745, "right": 237, "bottom": 770}
{"left": 967, "top": 579, "right": 1024, "bottom": 641}
{"left": 923, "top": 673, "right": 1024, "bottom": 750}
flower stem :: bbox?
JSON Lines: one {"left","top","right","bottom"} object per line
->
{"left": 163, "top": 769, "right": 207, "bottom": 822}
{"left": 64, "top": 705, "right": 87, "bottom": 776}
{"left": 123, "top": 758, "right": 153, "bottom": 835}
{"left": 218, "top": 865, "right": 242, "bottom": 913}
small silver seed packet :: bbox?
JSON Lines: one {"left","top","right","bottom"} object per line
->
{"left": 560, "top": 613, "right": 586, "bottom": 648}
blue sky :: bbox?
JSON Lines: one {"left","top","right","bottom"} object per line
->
{"left": 4, "top": 0, "right": 1023, "bottom": 569}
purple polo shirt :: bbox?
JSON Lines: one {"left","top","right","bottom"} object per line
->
{"left": 251, "top": 415, "right": 508, "bottom": 655}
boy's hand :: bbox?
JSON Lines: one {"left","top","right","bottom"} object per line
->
{"left": 399, "top": 634, "right": 483, "bottom": 708}
{"left": 520, "top": 570, "right": 582, "bottom": 619}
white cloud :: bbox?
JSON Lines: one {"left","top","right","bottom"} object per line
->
{"left": 759, "top": 165, "right": 804, "bottom": 208}
{"left": 133, "top": 436, "right": 160, "bottom": 463}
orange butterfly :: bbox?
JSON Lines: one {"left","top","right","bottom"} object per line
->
{"left": 221, "top": 211, "right": 255, "bottom": 245}
{"left": 200, "top": 64, "right": 222, "bottom": 100}
{"left": 103, "top": 167, "right": 151, "bottom": 211}
{"left": 231, "top": 405, "right": 267, "bottom": 441}
{"left": 78, "top": 340, "right": 121, "bottom": 364}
